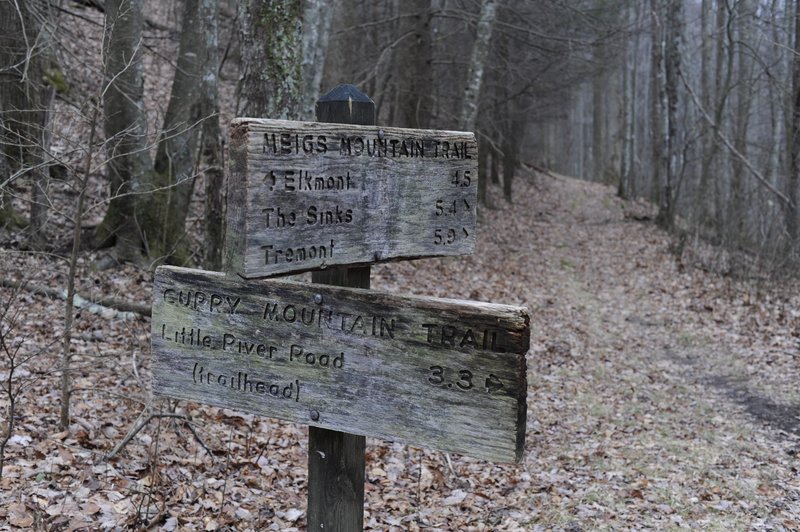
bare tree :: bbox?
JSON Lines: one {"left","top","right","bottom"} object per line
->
{"left": 301, "top": 0, "right": 334, "bottom": 121}
{"left": 618, "top": 2, "right": 640, "bottom": 199}
{"left": 201, "top": 0, "right": 225, "bottom": 270}
{"left": 148, "top": 0, "right": 220, "bottom": 264}
{"left": 0, "top": 0, "right": 59, "bottom": 245}
{"left": 653, "top": 0, "right": 682, "bottom": 230}
{"left": 95, "top": 0, "right": 152, "bottom": 263}
{"left": 397, "top": 0, "right": 434, "bottom": 128}
{"left": 789, "top": 0, "right": 800, "bottom": 244}
{"left": 96, "top": 0, "right": 222, "bottom": 265}
{"left": 0, "top": 279, "right": 55, "bottom": 476}
{"left": 460, "top": 0, "right": 497, "bottom": 132}
{"left": 60, "top": 101, "right": 99, "bottom": 429}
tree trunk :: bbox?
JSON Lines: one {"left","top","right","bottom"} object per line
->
{"left": 619, "top": 39, "right": 629, "bottom": 196}
{"left": 660, "top": 0, "right": 681, "bottom": 230}
{"left": 622, "top": 2, "right": 640, "bottom": 199}
{"left": 301, "top": 0, "right": 334, "bottom": 121}
{"left": 397, "top": 0, "right": 433, "bottom": 128}
{"left": 237, "top": 0, "right": 304, "bottom": 119}
{"left": 97, "top": 0, "right": 152, "bottom": 263}
{"left": 0, "top": 0, "right": 57, "bottom": 244}
{"left": 460, "top": 0, "right": 497, "bottom": 131}
{"left": 490, "top": 143, "right": 500, "bottom": 184}
{"left": 592, "top": 45, "right": 606, "bottom": 182}
{"left": 144, "top": 0, "right": 215, "bottom": 264}
{"left": 703, "top": 1, "right": 734, "bottom": 237}
{"left": 730, "top": 0, "right": 754, "bottom": 245}
{"left": 200, "top": 0, "right": 225, "bottom": 271}
{"left": 478, "top": 136, "right": 489, "bottom": 206}
{"left": 502, "top": 118, "right": 523, "bottom": 203}
{"left": 649, "top": 0, "right": 664, "bottom": 207}
{"left": 765, "top": 0, "right": 786, "bottom": 199}
{"left": 655, "top": 0, "right": 681, "bottom": 231}
{"left": 695, "top": 0, "right": 712, "bottom": 225}
{"left": 788, "top": 0, "right": 800, "bottom": 244}
{"left": 99, "top": 0, "right": 220, "bottom": 265}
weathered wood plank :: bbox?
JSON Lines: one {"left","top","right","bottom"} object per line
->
{"left": 151, "top": 265, "right": 529, "bottom": 463}
{"left": 225, "top": 118, "right": 478, "bottom": 278}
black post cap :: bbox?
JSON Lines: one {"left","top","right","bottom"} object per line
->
{"left": 316, "top": 84, "right": 375, "bottom": 126}
{"left": 318, "top": 84, "right": 373, "bottom": 103}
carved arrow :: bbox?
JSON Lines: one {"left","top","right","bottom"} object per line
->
{"left": 485, "top": 374, "right": 504, "bottom": 393}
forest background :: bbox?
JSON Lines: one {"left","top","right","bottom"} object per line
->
{"left": 2, "top": 0, "right": 800, "bottom": 529}
{"left": 4, "top": 0, "right": 800, "bottom": 270}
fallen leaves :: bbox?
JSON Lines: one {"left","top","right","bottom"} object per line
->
{"left": 3, "top": 162, "right": 800, "bottom": 529}
{"left": 7, "top": 503, "right": 33, "bottom": 528}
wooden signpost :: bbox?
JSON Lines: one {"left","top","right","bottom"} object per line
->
{"left": 151, "top": 85, "right": 530, "bottom": 531}
{"left": 151, "top": 266, "right": 529, "bottom": 462}
{"left": 225, "top": 118, "right": 477, "bottom": 278}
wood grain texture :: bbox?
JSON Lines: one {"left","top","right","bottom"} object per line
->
{"left": 309, "top": 263, "right": 369, "bottom": 532}
{"left": 224, "top": 118, "right": 478, "bottom": 278}
{"left": 307, "top": 87, "right": 372, "bottom": 532}
{"left": 308, "top": 427, "right": 364, "bottom": 531}
{"left": 151, "top": 265, "right": 530, "bottom": 462}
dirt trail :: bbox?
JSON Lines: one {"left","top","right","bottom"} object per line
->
{"left": 373, "top": 172, "right": 800, "bottom": 529}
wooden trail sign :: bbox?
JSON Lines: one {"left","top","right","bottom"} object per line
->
{"left": 225, "top": 118, "right": 478, "bottom": 278}
{"left": 151, "top": 265, "right": 530, "bottom": 463}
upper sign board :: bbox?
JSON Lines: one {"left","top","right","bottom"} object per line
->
{"left": 225, "top": 118, "right": 478, "bottom": 278}
{"left": 151, "top": 266, "right": 529, "bottom": 462}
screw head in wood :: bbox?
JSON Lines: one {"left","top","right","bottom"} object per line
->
{"left": 314, "top": 294, "right": 323, "bottom": 305}
{"left": 310, "top": 410, "right": 320, "bottom": 421}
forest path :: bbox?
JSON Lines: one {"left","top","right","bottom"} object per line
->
{"left": 373, "top": 171, "right": 800, "bottom": 529}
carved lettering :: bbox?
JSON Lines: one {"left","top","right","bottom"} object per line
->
{"left": 263, "top": 133, "right": 328, "bottom": 155}
{"left": 161, "top": 324, "right": 212, "bottom": 347}
{"left": 221, "top": 332, "right": 276, "bottom": 358}
{"left": 163, "top": 289, "right": 240, "bottom": 314}
{"left": 233, "top": 121, "right": 478, "bottom": 277}
{"left": 262, "top": 302, "right": 395, "bottom": 339}
{"left": 306, "top": 204, "right": 353, "bottom": 226}
{"left": 192, "top": 363, "right": 300, "bottom": 401}
{"left": 421, "top": 324, "right": 501, "bottom": 351}
{"left": 262, "top": 240, "right": 335, "bottom": 265}
{"left": 153, "top": 265, "right": 529, "bottom": 463}
{"left": 289, "top": 344, "right": 344, "bottom": 369}
{"left": 427, "top": 365, "right": 494, "bottom": 392}
{"left": 263, "top": 206, "right": 296, "bottom": 228}
{"left": 277, "top": 170, "right": 355, "bottom": 192}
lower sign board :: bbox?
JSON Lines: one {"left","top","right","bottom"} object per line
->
{"left": 151, "top": 266, "right": 530, "bottom": 463}
{"left": 225, "top": 118, "right": 478, "bottom": 278}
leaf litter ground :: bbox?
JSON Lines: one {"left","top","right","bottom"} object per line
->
{"left": 2, "top": 171, "right": 799, "bottom": 530}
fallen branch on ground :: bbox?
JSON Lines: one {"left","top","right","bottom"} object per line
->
{"left": 104, "top": 411, "right": 213, "bottom": 461}
{"left": 0, "top": 278, "right": 151, "bottom": 318}
{"left": 523, "top": 161, "right": 557, "bottom": 179}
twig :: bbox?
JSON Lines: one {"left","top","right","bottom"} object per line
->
{"left": 137, "top": 509, "right": 167, "bottom": 532}
{"left": 523, "top": 161, "right": 557, "bottom": 179}
{"left": 132, "top": 351, "right": 144, "bottom": 391}
{"left": 218, "top": 424, "right": 235, "bottom": 517}
{"left": 679, "top": 69, "right": 793, "bottom": 209}
{"left": 104, "top": 412, "right": 212, "bottom": 461}
{"left": 179, "top": 420, "right": 214, "bottom": 458}
{"left": 416, "top": 448, "right": 424, "bottom": 527}
{"left": 443, "top": 452, "right": 457, "bottom": 478}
